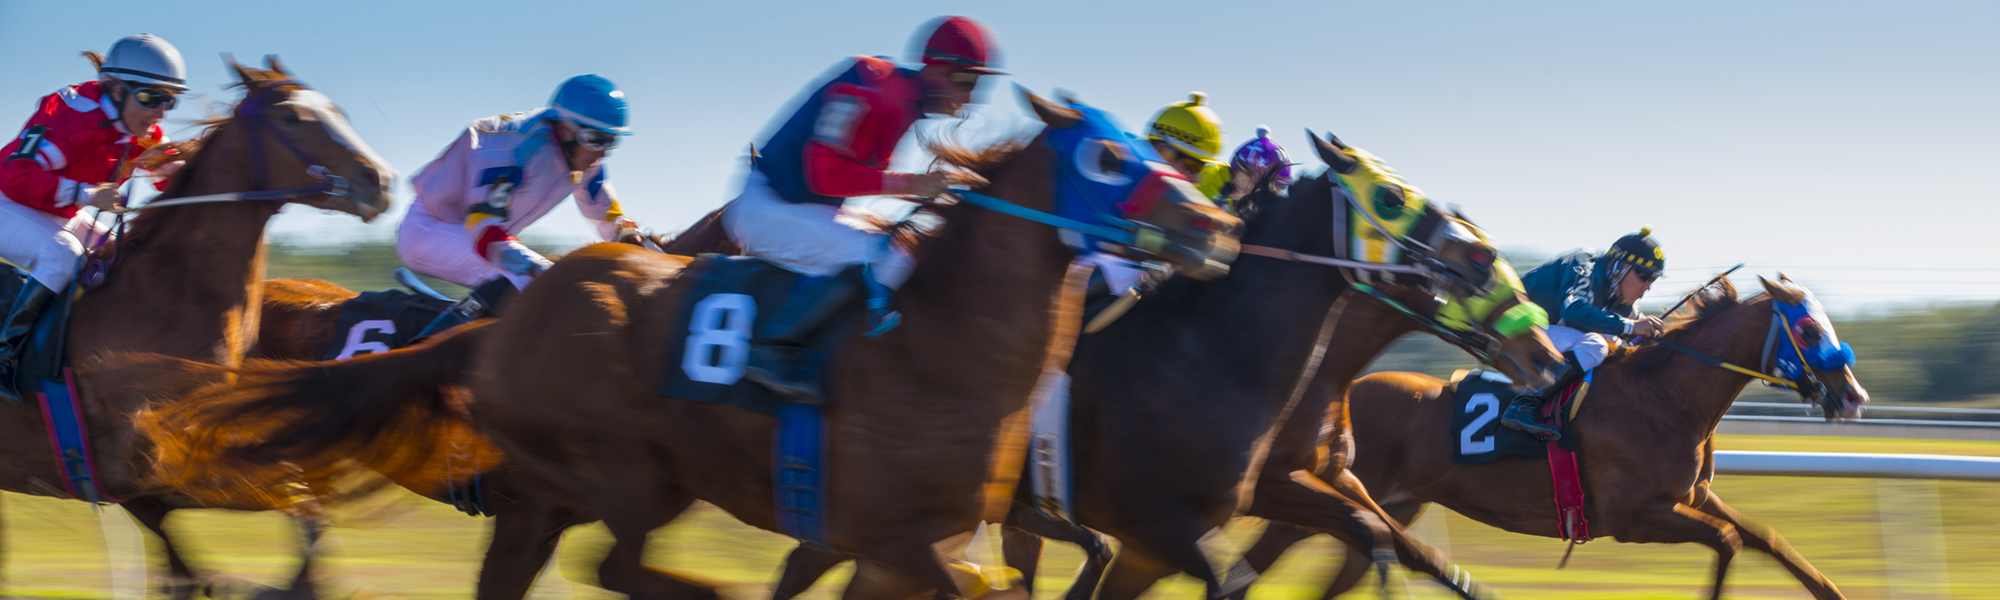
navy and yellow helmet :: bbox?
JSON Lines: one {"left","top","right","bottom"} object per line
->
{"left": 1605, "top": 227, "right": 1665, "bottom": 277}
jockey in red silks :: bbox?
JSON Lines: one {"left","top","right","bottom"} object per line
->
{"left": 0, "top": 34, "right": 186, "bottom": 401}
{"left": 400, "top": 75, "right": 644, "bottom": 338}
{"left": 727, "top": 16, "right": 1002, "bottom": 400}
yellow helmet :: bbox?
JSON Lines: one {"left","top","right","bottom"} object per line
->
{"left": 1146, "top": 92, "right": 1226, "bottom": 165}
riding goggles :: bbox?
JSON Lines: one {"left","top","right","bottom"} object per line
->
{"left": 570, "top": 122, "right": 621, "bottom": 151}
{"left": 131, "top": 86, "right": 179, "bottom": 111}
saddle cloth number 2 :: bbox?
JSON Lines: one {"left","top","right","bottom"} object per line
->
{"left": 683, "top": 293, "right": 757, "bottom": 384}
{"left": 1460, "top": 392, "right": 1500, "bottom": 455}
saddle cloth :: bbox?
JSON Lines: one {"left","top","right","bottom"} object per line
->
{"left": 1448, "top": 370, "right": 1580, "bottom": 465}
{"left": 657, "top": 255, "right": 845, "bottom": 416}
{"left": 322, "top": 289, "right": 451, "bottom": 360}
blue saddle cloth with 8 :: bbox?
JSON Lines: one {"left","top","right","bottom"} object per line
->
{"left": 658, "top": 255, "right": 831, "bottom": 416}
{"left": 1449, "top": 370, "right": 1579, "bottom": 465}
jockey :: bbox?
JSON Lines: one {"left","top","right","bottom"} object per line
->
{"left": 1144, "top": 93, "right": 1228, "bottom": 202}
{"left": 729, "top": 16, "right": 1001, "bottom": 400}
{"left": 0, "top": 34, "right": 185, "bottom": 401}
{"left": 1073, "top": 94, "right": 1229, "bottom": 302}
{"left": 1501, "top": 228, "right": 1666, "bottom": 438}
{"left": 400, "top": 74, "right": 641, "bottom": 337}
{"left": 1217, "top": 125, "right": 1294, "bottom": 211}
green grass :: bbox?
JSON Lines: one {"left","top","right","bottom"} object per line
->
{"left": 5, "top": 435, "right": 1998, "bottom": 599}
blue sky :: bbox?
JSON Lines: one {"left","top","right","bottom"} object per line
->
{"left": 2, "top": 1, "right": 1995, "bottom": 309}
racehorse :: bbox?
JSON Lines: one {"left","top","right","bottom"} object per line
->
{"left": 134, "top": 90, "right": 1242, "bottom": 599}
{"left": 0, "top": 58, "right": 392, "bottom": 598}
{"left": 1234, "top": 276, "right": 1867, "bottom": 600}
{"left": 767, "top": 132, "right": 1566, "bottom": 600}
{"left": 245, "top": 217, "right": 730, "bottom": 600}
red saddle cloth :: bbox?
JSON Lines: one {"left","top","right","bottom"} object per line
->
{"left": 1541, "top": 376, "right": 1591, "bottom": 545}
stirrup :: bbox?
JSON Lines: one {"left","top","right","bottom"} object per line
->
{"left": 745, "top": 345, "right": 825, "bottom": 404}
{"left": 1500, "top": 398, "right": 1561, "bottom": 440}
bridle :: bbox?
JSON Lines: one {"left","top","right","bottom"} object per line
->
{"left": 108, "top": 80, "right": 349, "bottom": 215}
{"left": 80, "top": 80, "right": 349, "bottom": 289}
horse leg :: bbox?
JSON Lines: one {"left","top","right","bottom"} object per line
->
{"left": 1224, "top": 522, "right": 1317, "bottom": 600}
{"left": 1689, "top": 486, "right": 1846, "bottom": 599}
{"left": 998, "top": 526, "right": 1042, "bottom": 596}
{"left": 597, "top": 493, "right": 719, "bottom": 600}
{"left": 773, "top": 545, "right": 852, "bottom": 600}
{"left": 1314, "top": 503, "right": 1427, "bottom": 600}
{"left": 1094, "top": 542, "right": 1220, "bottom": 600}
{"left": 1001, "top": 502, "right": 1110, "bottom": 600}
{"left": 477, "top": 500, "right": 584, "bottom": 600}
{"left": 1611, "top": 501, "right": 1743, "bottom": 600}
{"left": 1247, "top": 471, "right": 1481, "bottom": 598}
{"left": 121, "top": 497, "right": 203, "bottom": 600}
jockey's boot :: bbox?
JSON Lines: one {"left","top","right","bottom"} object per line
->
{"left": 412, "top": 277, "right": 519, "bottom": 343}
{"left": 1500, "top": 354, "right": 1583, "bottom": 441}
{"left": 0, "top": 281, "right": 59, "bottom": 403}
{"left": 744, "top": 268, "right": 866, "bottom": 404}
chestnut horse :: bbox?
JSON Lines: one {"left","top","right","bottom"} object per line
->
{"left": 1235, "top": 276, "right": 1868, "bottom": 600}
{"left": 246, "top": 216, "right": 732, "bottom": 600}
{"left": 136, "top": 91, "right": 1242, "bottom": 599}
{"left": 0, "top": 60, "right": 392, "bottom": 597}
{"left": 768, "top": 133, "right": 1566, "bottom": 600}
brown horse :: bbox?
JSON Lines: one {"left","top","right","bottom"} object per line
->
{"left": 0, "top": 59, "right": 392, "bottom": 597}
{"left": 245, "top": 214, "right": 731, "bottom": 600}
{"left": 769, "top": 134, "right": 1565, "bottom": 600}
{"left": 136, "top": 90, "right": 1242, "bottom": 599}
{"left": 1234, "top": 276, "right": 1868, "bottom": 600}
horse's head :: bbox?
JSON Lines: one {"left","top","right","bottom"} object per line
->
{"left": 1287, "top": 130, "right": 1561, "bottom": 389}
{"left": 221, "top": 56, "right": 395, "bottom": 221}
{"left": 1760, "top": 275, "right": 1868, "bottom": 420}
{"left": 1021, "top": 89, "right": 1240, "bottom": 279}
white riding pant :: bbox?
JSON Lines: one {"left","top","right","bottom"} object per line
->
{"left": 0, "top": 198, "right": 109, "bottom": 290}
{"left": 1544, "top": 324, "right": 1613, "bottom": 371}
{"left": 1080, "top": 253, "right": 1145, "bottom": 294}
{"left": 396, "top": 208, "right": 542, "bottom": 290}
{"left": 721, "top": 170, "right": 914, "bottom": 288}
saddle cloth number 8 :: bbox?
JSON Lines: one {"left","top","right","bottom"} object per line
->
{"left": 684, "top": 293, "right": 757, "bottom": 384}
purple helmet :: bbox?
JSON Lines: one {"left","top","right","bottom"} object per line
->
{"left": 1230, "top": 125, "right": 1294, "bottom": 186}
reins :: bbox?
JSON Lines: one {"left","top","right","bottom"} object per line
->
{"left": 108, "top": 80, "right": 348, "bottom": 215}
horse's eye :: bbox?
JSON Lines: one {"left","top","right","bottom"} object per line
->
{"left": 1075, "top": 139, "right": 1133, "bottom": 186}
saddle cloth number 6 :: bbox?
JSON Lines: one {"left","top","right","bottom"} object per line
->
{"left": 683, "top": 293, "right": 757, "bottom": 384}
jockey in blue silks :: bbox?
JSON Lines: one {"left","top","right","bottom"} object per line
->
{"left": 1502, "top": 228, "right": 1666, "bottom": 439}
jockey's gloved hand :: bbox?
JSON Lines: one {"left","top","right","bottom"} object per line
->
{"left": 86, "top": 183, "right": 124, "bottom": 210}
{"left": 495, "top": 245, "right": 554, "bottom": 277}
{"left": 1630, "top": 316, "right": 1665, "bottom": 337}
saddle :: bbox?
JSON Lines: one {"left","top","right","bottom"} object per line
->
{"left": 656, "top": 255, "right": 852, "bottom": 415}
{"left": 1447, "top": 370, "right": 1583, "bottom": 465}
{"left": 322, "top": 288, "right": 451, "bottom": 360}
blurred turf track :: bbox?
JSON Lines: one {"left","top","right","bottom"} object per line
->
{"left": 4, "top": 435, "right": 1997, "bottom": 599}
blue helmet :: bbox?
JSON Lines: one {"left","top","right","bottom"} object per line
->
{"left": 549, "top": 75, "right": 630, "bottom": 135}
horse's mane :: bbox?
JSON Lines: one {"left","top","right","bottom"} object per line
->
{"left": 110, "top": 69, "right": 298, "bottom": 255}
{"left": 1615, "top": 278, "right": 1763, "bottom": 370}
{"left": 842, "top": 133, "right": 1034, "bottom": 263}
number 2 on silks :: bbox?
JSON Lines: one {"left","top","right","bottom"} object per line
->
{"left": 1460, "top": 392, "right": 1500, "bottom": 455}
{"left": 683, "top": 293, "right": 756, "bottom": 384}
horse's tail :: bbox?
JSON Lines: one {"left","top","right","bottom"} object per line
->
{"left": 134, "top": 321, "right": 503, "bottom": 508}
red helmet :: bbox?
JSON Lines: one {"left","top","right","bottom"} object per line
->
{"left": 918, "top": 16, "right": 1003, "bottom": 74}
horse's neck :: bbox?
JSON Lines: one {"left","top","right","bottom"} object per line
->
{"left": 71, "top": 145, "right": 276, "bottom": 366}
{"left": 1611, "top": 301, "right": 1772, "bottom": 444}
{"left": 1175, "top": 197, "right": 1351, "bottom": 379}
{"left": 1312, "top": 295, "right": 1424, "bottom": 397}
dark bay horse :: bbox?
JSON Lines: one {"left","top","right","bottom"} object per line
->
{"left": 136, "top": 90, "right": 1242, "bottom": 599}
{"left": 770, "top": 133, "right": 1566, "bottom": 600}
{"left": 1237, "top": 276, "right": 1868, "bottom": 600}
{"left": 0, "top": 59, "right": 393, "bottom": 597}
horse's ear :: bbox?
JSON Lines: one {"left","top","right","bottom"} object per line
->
{"left": 224, "top": 54, "right": 257, "bottom": 88}
{"left": 1020, "top": 84, "right": 1082, "bottom": 129}
{"left": 1760, "top": 274, "right": 1804, "bottom": 303}
{"left": 1307, "top": 128, "right": 1360, "bottom": 174}
{"left": 264, "top": 54, "right": 290, "bottom": 78}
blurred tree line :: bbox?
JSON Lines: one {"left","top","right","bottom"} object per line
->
{"left": 266, "top": 240, "right": 1995, "bottom": 407}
